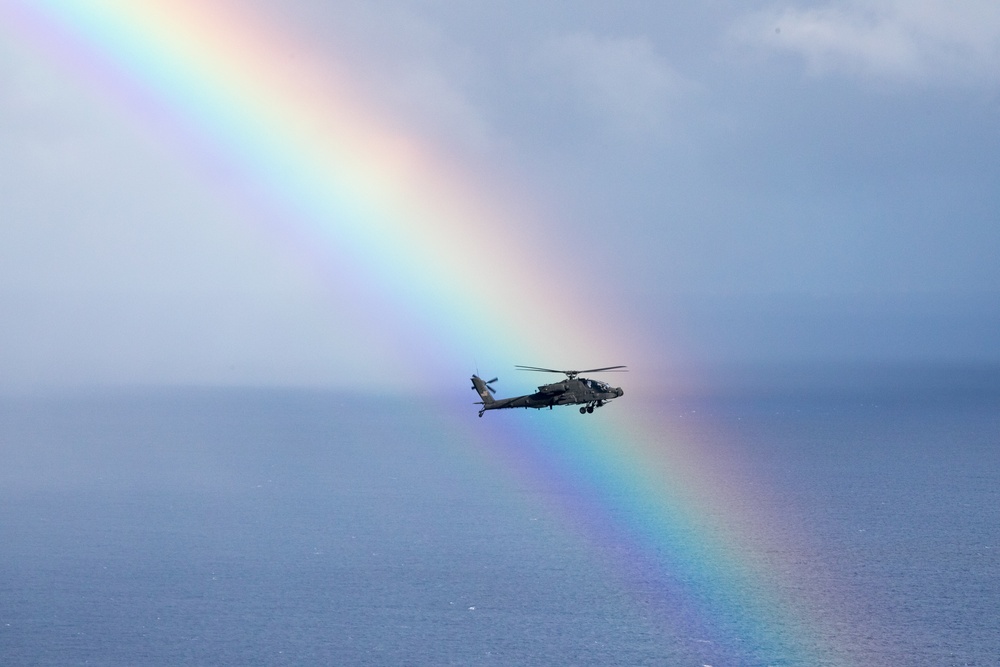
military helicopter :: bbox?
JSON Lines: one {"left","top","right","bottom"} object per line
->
{"left": 471, "top": 365, "right": 626, "bottom": 417}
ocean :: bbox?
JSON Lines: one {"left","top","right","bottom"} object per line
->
{"left": 1, "top": 371, "right": 997, "bottom": 665}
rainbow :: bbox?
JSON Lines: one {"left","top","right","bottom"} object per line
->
{"left": 4, "top": 2, "right": 861, "bottom": 663}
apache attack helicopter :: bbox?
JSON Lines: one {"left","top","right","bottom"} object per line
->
{"left": 471, "top": 365, "right": 626, "bottom": 417}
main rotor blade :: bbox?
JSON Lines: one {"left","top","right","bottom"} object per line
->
{"left": 515, "top": 365, "right": 628, "bottom": 374}
{"left": 486, "top": 378, "right": 499, "bottom": 384}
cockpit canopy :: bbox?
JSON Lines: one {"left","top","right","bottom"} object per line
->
{"left": 584, "top": 378, "right": 611, "bottom": 392}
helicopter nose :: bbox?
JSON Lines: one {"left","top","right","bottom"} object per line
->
{"left": 616, "top": 387, "right": 624, "bottom": 397}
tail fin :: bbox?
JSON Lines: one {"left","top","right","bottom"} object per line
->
{"left": 471, "top": 375, "right": 496, "bottom": 404}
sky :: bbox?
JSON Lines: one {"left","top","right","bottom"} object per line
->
{"left": 2, "top": 0, "right": 999, "bottom": 391}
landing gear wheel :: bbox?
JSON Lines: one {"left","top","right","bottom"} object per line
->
{"left": 579, "top": 407, "right": 587, "bottom": 414}
{"left": 586, "top": 406, "right": 594, "bottom": 414}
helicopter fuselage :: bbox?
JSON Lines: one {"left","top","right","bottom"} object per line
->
{"left": 471, "top": 371, "right": 624, "bottom": 417}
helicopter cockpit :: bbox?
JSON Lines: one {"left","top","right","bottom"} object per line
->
{"left": 584, "top": 378, "right": 611, "bottom": 392}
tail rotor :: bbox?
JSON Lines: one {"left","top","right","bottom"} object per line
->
{"left": 471, "top": 375, "right": 499, "bottom": 404}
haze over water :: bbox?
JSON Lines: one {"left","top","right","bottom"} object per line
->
{"left": 2, "top": 365, "right": 997, "bottom": 666}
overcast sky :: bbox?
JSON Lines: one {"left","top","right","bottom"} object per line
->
{"left": 2, "top": 1, "right": 999, "bottom": 390}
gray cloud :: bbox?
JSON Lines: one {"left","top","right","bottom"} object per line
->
{"left": 733, "top": 0, "right": 1000, "bottom": 86}
{"left": 539, "top": 32, "right": 691, "bottom": 137}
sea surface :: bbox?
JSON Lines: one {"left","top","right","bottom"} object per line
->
{"left": 1, "top": 371, "right": 998, "bottom": 666}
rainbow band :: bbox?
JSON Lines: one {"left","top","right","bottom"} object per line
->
{"left": 5, "top": 0, "right": 613, "bottom": 371}
{"left": 3, "top": 2, "right": 859, "bottom": 663}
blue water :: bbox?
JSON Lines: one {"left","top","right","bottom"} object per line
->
{"left": 1, "top": 374, "right": 997, "bottom": 665}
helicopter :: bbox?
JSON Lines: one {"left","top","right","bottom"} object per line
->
{"left": 471, "top": 365, "right": 626, "bottom": 417}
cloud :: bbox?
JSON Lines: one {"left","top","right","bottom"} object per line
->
{"left": 373, "top": 57, "right": 499, "bottom": 152}
{"left": 243, "top": 0, "right": 501, "bottom": 153}
{"left": 540, "top": 32, "right": 690, "bottom": 136}
{"left": 733, "top": 0, "right": 1000, "bottom": 86}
